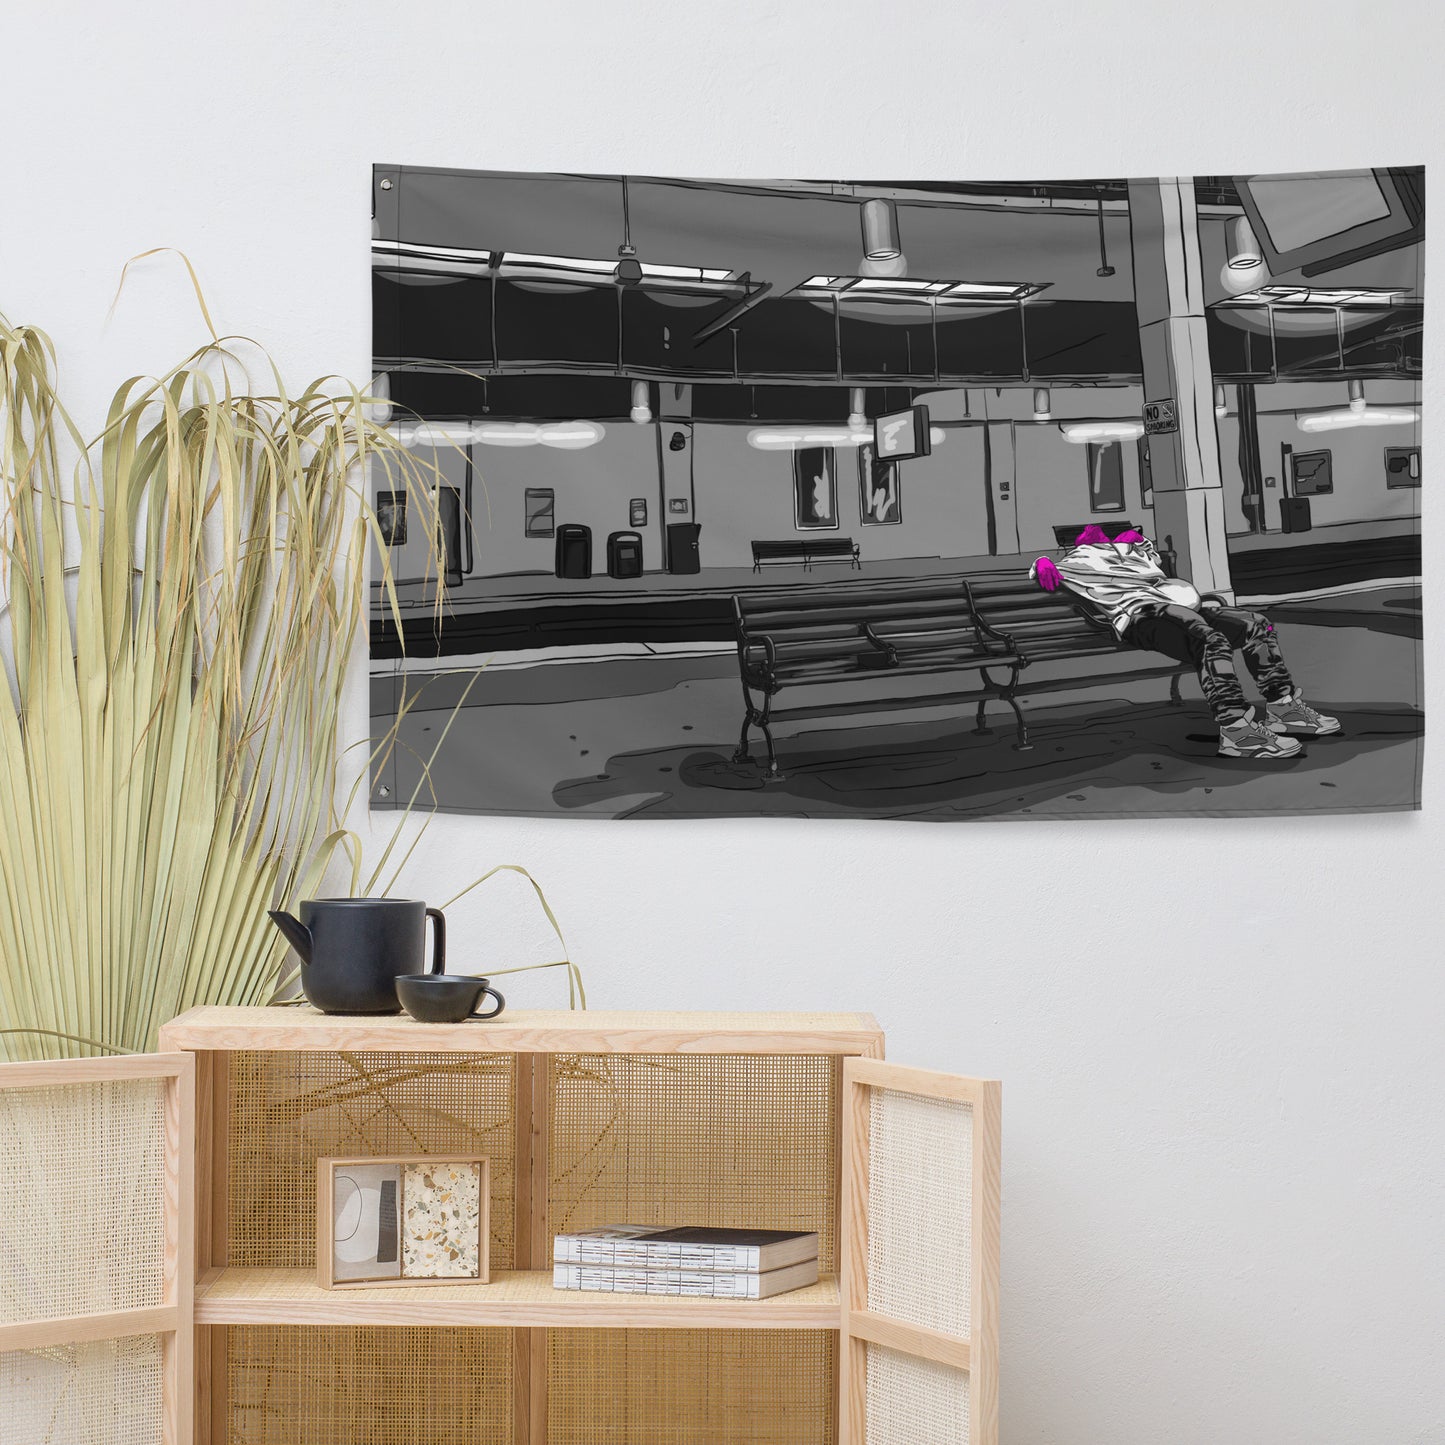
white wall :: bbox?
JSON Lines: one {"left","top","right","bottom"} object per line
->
{"left": 3, "top": 5, "right": 1441, "bottom": 1443}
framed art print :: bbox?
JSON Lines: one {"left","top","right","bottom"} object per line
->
{"left": 792, "top": 447, "right": 839, "bottom": 530}
{"left": 317, "top": 1155, "right": 490, "bottom": 1288}
{"left": 858, "top": 442, "right": 902, "bottom": 525}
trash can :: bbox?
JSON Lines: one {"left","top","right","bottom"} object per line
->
{"left": 607, "top": 531, "right": 644, "bottom": 579}
{"left": 555, "top": 524, "right": 592, "bottom": 579}
{"left": 1279, "top": 497, "right": 1313, "bottom": 534}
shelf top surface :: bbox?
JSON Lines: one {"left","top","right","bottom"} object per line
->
{"left": 160, "top": 1005, "right": 884, "bottom": 1054}
{"left": 197, "top": 1267, "right": 841, "bottom": 1328}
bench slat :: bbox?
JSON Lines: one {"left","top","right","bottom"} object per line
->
{"left": 740, "top": 599, "right": 975, "bottom": 632}
{"left": 754, "top": 637, "right": 881, "bottom": 664}
{"left": 766, "top": 652, "right": 1015, "bottom": 686}
{"left": 737, "top": 579, "right": 968, "bottom": 616}
{"left": 971, "top": 600, "right": 1085, "bottom": 623}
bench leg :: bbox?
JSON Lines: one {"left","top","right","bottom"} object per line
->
{"left": 980, "top": 666, "right": 1032, "bottom": 751}
{"left": 734, "top": 670, "right": 761, "bottom": 765}
{"left": 1005, "top": 696, "right": 1032, "bottom": 751}
{"left": 733, "top": 709, "right": 756, "bottom": 765}
{"left": 973, "top": 697, "right": 991, "bottom": 735}
{"left": 734, "top": 684, "right": 784, "bottom": 779}
{"left": 1169, "top": 671, "right": 1184, "bottom": 707}
{"left": 759, "top": 716, "right": 783, "bottom": 780}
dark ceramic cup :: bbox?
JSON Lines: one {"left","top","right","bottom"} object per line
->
{"left": 395, "top": 974, "right": 505, "bottom": 1023}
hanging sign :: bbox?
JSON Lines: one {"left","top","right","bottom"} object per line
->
{"left": 1143, "top": 399, "right": 1179, "bottom": 435}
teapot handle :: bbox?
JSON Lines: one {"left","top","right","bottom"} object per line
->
{"left": 425, "top": 908, "right": 447, "bottom": 974}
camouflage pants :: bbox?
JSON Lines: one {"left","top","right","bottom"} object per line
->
{"left": 1123, "top": 602, "right": 1296, "bottom": 724}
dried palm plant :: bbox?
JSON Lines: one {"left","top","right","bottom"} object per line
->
{"left": 0, "top": 294, "right": 581, "bottom": 1062}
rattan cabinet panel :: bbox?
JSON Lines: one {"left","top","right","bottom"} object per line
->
{"left": 227, "top": 1324, "right": 512, "bottom": 1445}
{"left": 226, "top": 1050, "right": 516, "bottom": 1270}
{"left": 548, "top": 1328, "right": 836, "bottom": 1445}
{"left": 549, "top": 1052, "right": 840, "bottom": 1271}
{"left": 0, "top": 1055, "right": 194, "bottom": 1445}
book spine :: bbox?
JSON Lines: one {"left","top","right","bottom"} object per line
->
{"left": 552, "top": 1264, "right": 766, "bottom": 1298}
{"left": 552, "top": 1238, "right": 762, "bottom": 1271}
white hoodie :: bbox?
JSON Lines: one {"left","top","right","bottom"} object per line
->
{"left": 1029, "top": 536, "right": 1202, "bottom": 636}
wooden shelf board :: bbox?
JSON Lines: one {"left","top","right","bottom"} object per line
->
{"left": 196, "top": 1268, "right": 841, "bottom": 1329}
{"left": 160, "top": 1007, "right": 884, "bottom": 1056}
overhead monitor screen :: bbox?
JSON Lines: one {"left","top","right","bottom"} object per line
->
{"left": 1246, "top": 171, "right": 1392, "bottom": 252}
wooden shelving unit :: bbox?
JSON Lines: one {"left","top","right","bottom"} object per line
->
{"left": 2, "top": 1008, "right": 998, "bottom": 1445}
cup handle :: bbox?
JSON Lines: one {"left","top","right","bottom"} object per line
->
{"left": 470, "top": 985, "right": 505, "bottom": 1020}
{"left": 425, "top": 908, "right": 446, "bottom": 974}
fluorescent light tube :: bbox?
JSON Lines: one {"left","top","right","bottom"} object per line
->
{"left": 1060, "top": 420, "right": 1146, "bottom": 443}
{"left": 1296, "top": 407, "right": 1420, "bottom": 433}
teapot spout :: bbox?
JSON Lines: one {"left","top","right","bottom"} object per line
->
{"left": 267, "top": 910, "right": 314, "bottom": 965}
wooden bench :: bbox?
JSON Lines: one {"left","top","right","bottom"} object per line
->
{"left": 731, "top": 572, "right": 1225, "bottom": 777}
{"left": 751, "top": 537, "right": 861, "bottom": 572}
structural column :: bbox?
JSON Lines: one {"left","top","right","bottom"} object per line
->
{"left": 1128, "top": 177, "right": 1234, "bottom": 598}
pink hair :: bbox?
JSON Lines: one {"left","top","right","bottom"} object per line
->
{"left": 1074, "top": 524, "right": 1112, "bottom": 545}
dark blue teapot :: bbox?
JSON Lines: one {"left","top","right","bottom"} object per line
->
{"left": 268, "top": 898, "right": 445, "bottom": 1014}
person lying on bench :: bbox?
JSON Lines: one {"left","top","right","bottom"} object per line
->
{"left": 1029, "top": 525, "right": 1339, "bottom": 761}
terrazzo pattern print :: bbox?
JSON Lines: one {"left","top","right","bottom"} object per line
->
{"left": 401, "top": 1162, "right": 482, "bottom": 1278}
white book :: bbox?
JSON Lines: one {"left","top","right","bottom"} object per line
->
{"left": 552, "top": 1257, "right": 820, "bottom": 1299}
{"left": 551, "top": 1225, "right": 819, "bottom": 1273}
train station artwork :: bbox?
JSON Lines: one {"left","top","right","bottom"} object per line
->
{"left": 369, "top": 167, "right": 1422, "bottom": 820}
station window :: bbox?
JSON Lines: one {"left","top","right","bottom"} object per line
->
{"left": 1086, "top": 441, "right": 1126, "bottom": 512}
{"left": 1385, "top": 446, "right": 1421, "bottom": 488}
{"left": 524, "top": 487, "right": 556, "bottom": 537}
{"left": 1291, "top": 450, "right": 1334, "bottom": 497}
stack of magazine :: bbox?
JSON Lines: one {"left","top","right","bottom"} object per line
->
{"left": 551, "top": 1224, "right": 820, "bottom": 1298}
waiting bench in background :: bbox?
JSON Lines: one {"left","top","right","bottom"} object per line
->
{"left": 751, "top": 537, "right": 861, "bottom": 572}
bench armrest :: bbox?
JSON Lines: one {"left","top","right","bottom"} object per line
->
{"left": 960, "top": 580, "right": 1023, "bottom": 658}
{"left": 861, "top": 623, "right": 900, "bottom": 668}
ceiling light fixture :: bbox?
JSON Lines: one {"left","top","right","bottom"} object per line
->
{"left": 859, "top": 197, "right": 908, "bottom": 279}
{"left": 365, "top": 372, "right": 393, "bottom": 426}
{"left": 1348, "top": 380, "right": 1367, "bottom": 413}
{"left": 746, "top": 424, "right": 946, "bottom": 453}
{"left": 1296, "top": 406, "right": 1419, "bottom": 434}
{"left": 1059, "top": 420, "right": 1145, "bottom": 444}
{"left": 1220, "top": 215, "right": 1270, "bottom": 297}
{"left": 1032, "top": 388, "right": 1052, "bottom": 422}
{"left": 794, "top": 275, "right": 1049, "bottom": 301}
{"left": 1216, "top": 283, "right": 1412, "bottom": 307}
{"left": 391, "top": 420, "right": 606, "bottom": 450}
{"left": 615, "top": 175, "right": 643, "bottom": 286}
{"left": 1094, "top": 187, "right": 1115, "bottom": 278}
{"left": 1228, "top": 216, "right": 1263, "bottom": 269}
{"left": 847, "top": 388, "right": 867, "bottom": 429}
{"left": 1214, "top": 384, "right": 1228, "bottom": 419}
{"left": 630, "top": 380, "right": 653, "bottom": 425}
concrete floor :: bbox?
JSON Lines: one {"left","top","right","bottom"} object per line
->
{"left": 372, "top": 585, "right": 1422, "bottom": 820}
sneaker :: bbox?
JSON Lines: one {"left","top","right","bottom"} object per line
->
{"left": 1267, "top": 688, "right": 1341, "bottom": 737}
{"left": 1218, "top": 708, "right": 1303, "bottom": 760}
